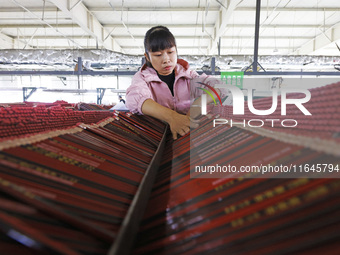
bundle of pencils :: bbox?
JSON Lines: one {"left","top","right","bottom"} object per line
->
{"left": 0, "top": 104, "right": 115, "bottom": 140}
{"left": 1, "top": 81, "right": 340, "bottom": 255}
{"left": 132, "top": 83, "right": 340, "bottom": 255}
{"left": 76, "top": 103, "right": 110, "bottom": 111}
{"left": 0, "top": 112, "right": 166, "bottom": 255}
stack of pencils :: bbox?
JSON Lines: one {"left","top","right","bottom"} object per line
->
{"left": 0, "top": 104, "right": 115, "bottom": 140}
{"left": 1, "top": 81, "right": 340, "bottom": 255}
{"left": 0, "top": 112, "right": 166, "bottom": 255}
{"left": 132, "top": 82, "right": 340, "bottom": 255}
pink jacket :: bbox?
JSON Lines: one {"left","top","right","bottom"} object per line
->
{"left": 126, "top": 59, "right": 207, "bottom": 115}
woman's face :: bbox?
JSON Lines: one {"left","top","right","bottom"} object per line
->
{"left": 145, "top": 46, "right": 177, "bottom": 75}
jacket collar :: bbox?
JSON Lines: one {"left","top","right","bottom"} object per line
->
{"left": 141, "top": 59, "right": 192, "bottom": 83}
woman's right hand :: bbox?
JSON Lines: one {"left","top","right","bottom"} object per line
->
{"left": 168, "top": 111, "right": 199, "bottom": 140}
{"left": 141, "top": 99, "right": 199, "bottom": 140}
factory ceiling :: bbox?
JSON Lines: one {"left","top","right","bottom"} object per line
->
{"left": 0, "top": 0, "right": 339, "bottom": 57}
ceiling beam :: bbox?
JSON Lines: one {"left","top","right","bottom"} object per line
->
{"left": 103, "top": 24, "right": 216, "bottom": 29}
{"left": 13, "top": 35, "right": 314, "bottom": 41}
{"left": 12, "top": 35, "right": 313, "bottom": 43}
{"left": 104, "top": 23, "right": 332, "bottom": 30}
{"left": 120, "top": 45, "right": 300, "bottom": 50}
{"left": 0, "top": 7, "right": 58, "bottom": 12}
{"left": 121, "top": 46, "right": 299, "bottom": 49}
{"left": 208, "top": 0, "right": 243, "bottom": 55}
{"left": 235, "top": 7, "right": 340, "bottom": 12}
{"left": 0, "top": 24, "right": 330, "bottom": 30}
{"left": 294, "top": 23, "right": 340, "bottom": 55}
{"left": 0, "top": 30, "right": 33, "bottom": 49}
{"left": 88, "top": 7, "right": 220, "bottom": 12}
{"left": 48, "top": 0, "right": 123, "bottom": 52}
{"left": 15, "top": 35, "right": 93, "bottom": 40}
{"left": 112, "top": 35, "right": 313, "bottom": 40}
{"left": 1, "top": 7, "right": 338, "bottom": 13}
{"left": 0, "top": 7, "right": 220, "bottom": 13}
{"left": 0, "top": 31, "right": 15, "bottom": 49}
{"left": 0, "top": 24, "right": 212, "bottom": 29}
{"left": 0, "top": 24, "right": 78, "bottom": 29}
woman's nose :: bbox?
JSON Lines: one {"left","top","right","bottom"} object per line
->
{"left": 162, "top": 54, "right": 170, "bottom": 63}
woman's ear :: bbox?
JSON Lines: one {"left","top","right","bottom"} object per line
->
{"left": 144, "top": 52, "right": 150, "bottom": 62}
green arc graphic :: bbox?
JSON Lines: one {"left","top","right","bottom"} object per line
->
{"left": 197, "top": 87, "right": 217, "bottom": 105}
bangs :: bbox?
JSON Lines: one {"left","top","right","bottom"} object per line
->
{"left": 147, "top": 29, "right": 176, "bottom": 52}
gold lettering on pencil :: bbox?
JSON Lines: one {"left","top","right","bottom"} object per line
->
{"left": 287, "top": 178, "right": 309, "bottom": 189}
{"left": 27, "top": 145, "right": 95, "bottom": 171}
{"left": 277, "top": 201, "right": 288, "bottom": 210}
{"left": 215, "top": 185, "right": 223, "bottom": 192}
{"left": 254, "top": 194, "right": 264, "bottom": 202}
{"left": 0, "top": 177, "right": 36, "bottom": 198}
{"left": 224, "top": 205, "right": 236, "bottom": 214}
{"left": 0, "top": 154, "right": 78, "bottom": 184}
{"left": 265, "top": 206, "right": 276, "bottom": 215}
{"left": 287, "top": 197, "right": 301, "bottom": 206}
{"left": 264, "top": 190, "right": 275, "bottom": 198}
{"left": 231, "top": 218, "right": 244, "bottom": 227}
{"left": 274, "top": 186, "right": 285, "bottom": 195}
{"left": 214, "top": 180, "right": 236, "bottom": 192}
{"left": 304, "top": 186, "right": 329, "bottom": 201}
{"left": 0, "top": 178, "right": 10, "bottom": 186}
{"left": 246, "top": 212, "right": 261, "bottom": 223}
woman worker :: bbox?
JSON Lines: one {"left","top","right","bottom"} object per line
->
{"left": 126, "top": 26, "right": 222, "bottom": 140}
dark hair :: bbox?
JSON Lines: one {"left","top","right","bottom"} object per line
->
{"left": 144, "top": 26, "right": 177, "bottom": 66}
